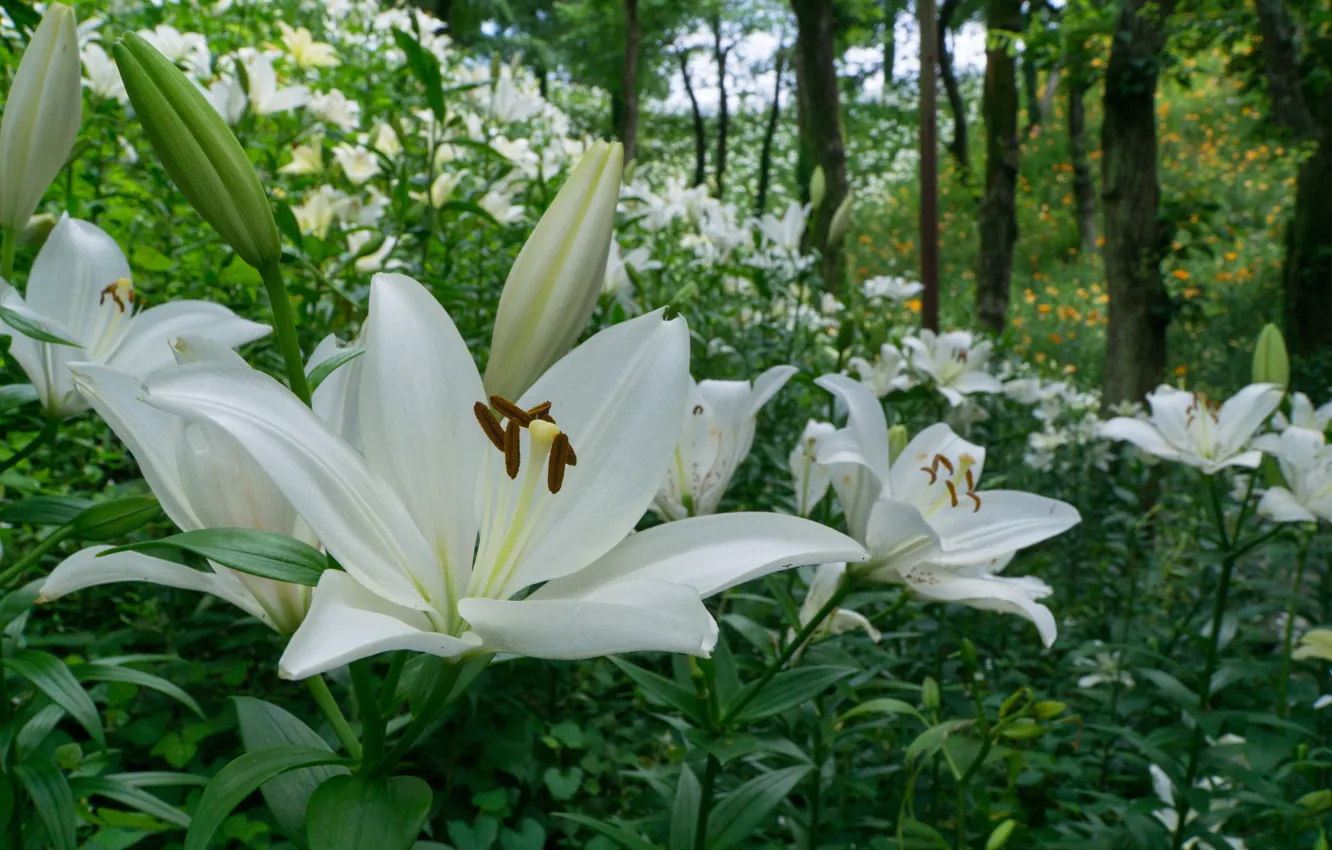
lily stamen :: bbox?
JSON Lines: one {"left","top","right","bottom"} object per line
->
{"left": 99, "top": 278, "right": 134, "bottom": 312}
{"left": 490, "top": 394, "right": 533, "bottom": 426}
{"left": 474, "top": 402, "right": 506, "bottom": 452}
{"left": 503, "top": 420, "right": 521, "bottom": 478}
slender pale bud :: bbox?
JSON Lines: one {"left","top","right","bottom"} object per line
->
{"left": 484, "top": 140, "right": 623, "bottom": 399}
{"left": 985, "top": 820, "right": 1017, "bottom": 850}
{"left": 808, "top": 165, "right": 826, "bottom": 211}
{"left": 0, "top": 3, "right": 82, "bottom": 231}
{"left": 113, "top": 34, "right": 280, "bottom": 271}
{"left": 887, "top": 425, "right": 908, "bottom": 465}
{"left": 826, "top": 193, "right": 853, "bottom": 247}
{"left": 1252, "top": 323, "right": 1289, "bottom": 388}
{"left": 18, "top": 213, "right": 58, "bottom": 247}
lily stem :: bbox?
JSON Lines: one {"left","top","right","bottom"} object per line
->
{"left": 720, "top": 579, "right": 851, "bottom": 726}
{"left": 0, "top": 525, "right": 73, "bottom": 588}
{"left": 258, "top": 261, "right": 312, "bottom": 406}
{"left": 350, "top": 660, "right": 385, "bottom": 769}
{"left": 1, "top": 227, "right": 15, "bottom": 280}
{"left": 693, "top": 753, "right": 720, "bottom": 850}
{"left": 306, "top": 675, "right": 362, "bottom": 762}
{"left": 0, "top": 419, "right": 59, "bottom": 479}
{"left": 1278, "top": 530, "right": 1313, "bottom": 718}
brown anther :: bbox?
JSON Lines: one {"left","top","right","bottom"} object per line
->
{"left": 920, "top": 466, "right": 938, "bottom": 485}
{"left": 692, "top": 404, "right": 705, "bottom": 415}
{"left": 490, "top": 395, "right": 533, "bottom": 426}
{"left": 99, "top": 283, "right": 129, "bottom": 311}
{"left": 503, "top": 420, "right": 521, "bottom": 478}
{"left": 548, "top": 433, "right": 572, "bottom": 493}
{"left": 536, "top": 412, "right": 556, "bottom": 424}
{"left": 526, "top": 400, "right": 552, "bottom": 418}
{"left": 945, "top": 480, "right": 959, "bottom": 508}
{"left": 562, "top": 440, "right": 577, "bottom": 466}
{"left": 964, "top": 468, "right": 976, "bottom": 492}
{"left": 474, "top": 402, "right": 506, "bottom": 452}
{"left": 968, "top": 492, "right": 982, "bottom": 512}
{"left": 934, "top": 454, "right": 955, "bottom": 474}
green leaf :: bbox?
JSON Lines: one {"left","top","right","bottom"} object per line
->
{"left": 554, "top": 813, "right": 661, "bottom": 850}
{"left": 0, "top": 383, "right": 38, "bottom": 413}
{"left": 68, "top": 776, "right": 190, "bottom": 828}
{"left": 235, "top": 696, "right": 350, "bottom": 845}
{"left": 436, "top": 200, "right": 500, "bottom": 226}
{"left": 1139, "top": 668, "right": 1201, "bottom": 713}
{"left": 70, "top": 662, "right": 204, "bottom": 718}
{"left": 306, "top": 774, "right": 432, "bottom": 850}
{"left": 542, "top": 765, "right": 583, "bottom": 801}
{"left": 307, "top": 348, "right": 364, "bottom": 393}
{"left": 706, "top": 764, "right": 811, "bottom": 849}
{"left": 668, "top": 766, "right": 700, "bottom": 850}
{"left": 185, "top": 746, "right": 352, "bottom": 850}
{"left": 105, "top": 528, "right": 329, "bottom": 587}
{"left": 106, "top": 771, "right": 209, "bottom": 788}
{"left": 4, "top": 649, "right": 104, "bottom": 748}
{"left": 0, "top": 305, "right": 80, "bottom": 346}
{"left": 900, "top": 817, "right": 951, "bottom": 848}
{"left": 1, "top": 495, "right": 93, "bottom": 526}
{"left": 841, "top": 697, "right": 926, "bottom": 724}
{"left": 729, "top": 666, "right": 856, "bottom": 724}
{"left": 607, "top": 657, "right": 704, "bottom": 725}
{"left": 0, "top": 580, "right": 42, "bottom": 629}
{"left": 682, "top": 730, "right": 759, "bottom": 766}
{"left": 14, "top": 759, "right": 77, "bottom": 850}
{"left": 905, "top": 719, "right": 972, "bottom": 766}
{"left": 73, "top": 495, "right": 162, "bottom": 541}
{"left": 391, "top": 29, "right": 445, "bottom": 121}
{"left": 275, "top": 201, "right": 305, "bottom": 252}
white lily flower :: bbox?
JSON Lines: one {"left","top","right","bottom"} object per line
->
{"left": 81, "top": 42, "right": 127, "bottom": 103}
{"left": 202, "top": 75, "right": 246, "bottom": 125}
{"left": 862, "top": 275, "right": 924, "bottom": 303}
{"left": 902, "top": 330, "right": 1003, "bottom": 407}
{"left": 1099, "top": 383, "right": 1283, "bottom": 475}
{"left": 291, "top": 185, "right": 347, "bottom": 238}
{"left": 370, "top": 123, "right": 402, "bottom": 158}
{"left": 0, "top": 3, "right": 82, "bottom": 232}
{"left": 1074, "top": 646, "right": 1134, "bottom": 689}
{"left": 277, "top": 22, "right": 339, "bottom": 68}
{"left": 333, "top": 144, "right": 381, "bottom": 185}
{"left": 796, "top": 563, "right": 880, "bottom": 643}
{"left": 309, "top": 89, "right": 360, "bottom": 132}
{"left": 602, "top": 236, "right": 659, "bottom": 315}
{"left": 478, "top": 189, "right": 524, "bottom": 225}
{"left": 1253, "top": 427, "right": 1332, "bottom": 523}
{"left": 489, "top": 68, "right": 543, "bottom": 123}
{"left": 1273, "top": 391, "right": 1332, "bottom": 432}
{"left": 241, "top": 52, "right": 310, "bottom": 116}
{"left": 139, "top": 274, "right": 865, "bottom": 678}
{"left": 814, "top": 374, "right": 1079, "bottom": 645}
{"left": 347, "top": 232, "right": 398, "bottom": 273}
{"left": 758, "top": 200, "right": 808, "bottom": 253}
{"left": 1149, "top": 765, "right": 1246, "bottom": 850}
{"left": 37, "top": 335, "right": 350, "bottom": 633}
{"left": 410, "top": 170, "right": 467, "bottom": 209}
{"left": 0, "top": 216, "right": 269, "bottom": 418}
{"left": 279, "top": 136, "right": 324, "bottom": 176}
{"left": 653, "top": 365, "right": 798, "bottom": 521}
{"left": 789, "top": 419, "right": 834, "bottom": 517}
{"left": 848, "top": 343, "right": 912, "bottom": 398}
{"left": 1295, "top": 628, "right": 1332, "bottom": 662}
{"left": 136, "top": 24, "right": 210, "bottom": 78}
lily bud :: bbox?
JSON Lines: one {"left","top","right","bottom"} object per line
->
{"left": 985, "top": 820, "right": 1017, "bottom": 850}
{"left": 887, "top": 425, "right": 909, "bottom": 465}
{"left": 18, "top": 213, "right": 58, "bottom": 247}
{"left": 113, "top": 34, "right": 280, "bottom": 271}
{"left": 808, "top": 165, "right": 826, "bottom": 211}
{"left": 0, "top": 3, "right": 82, "bottom": 232}
{"left": 484, "top": 139, "right": 623, "bottom": 399}
{"left": 826, "top": 193, "right": 853, "bottom": 247}
{"left": 921, "top": 676, "right": 939, "bottom": 713}
{"left": 1252, "top": 323, "right": 1289, "bottom": 388}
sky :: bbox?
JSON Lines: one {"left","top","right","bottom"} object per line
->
{"left": 660, "top": 17, "right": 988, "bottom": 113}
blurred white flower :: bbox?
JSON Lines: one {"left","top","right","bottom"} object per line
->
{"left": 1273, "top": 391, "right": 1332, "bottom": 432}
{"left": 758, "top": 201, "right": 808, "bottom": 253}
{"left": 479, "top": 189, "right": 524, "bottom": 225}
{"left": 789, "top": 419, "right": 835, "bottom": 516}
{"left": 862, "top": 275, "right": 923, "bottom": 302}
{"left": 347, "top": 231, "right": 399, "bottom": 273}
{"left": 1253, "top": 427, "right": 1332, "bottom": 523}
{"left": 333, "top": 143, "right": 381, "bottom": 185}
{"left": 903, "top": 330, "right": 1003, "bottom": 407}
{"left": 241, "top": 52, "right": 309, "bottom": 115}
{"left": 291, "top": 185, "right": 347, "bottom": 238}
{"left": 795, "top": 563, "right": 880, "bottom": 643}
{"left": 1148, "top": 765, "right": 1246, "bottom": 850}
{"left": 81, "top": 42, "right": 126, "bottom": 102}
{"left": 277, "top": 22, "right": 339, "bottom": 68}
{"left": 849, "top": 343, "right": 911, "bottom": 398}
{"left": 602, "top": 236, "right": 659, "bottom": 314}
{"left": 309, "top": 88, "right": 361, "bottom": 131}
{"left": 137, "top": 24, "right": 210, "bottom": 78}
{"left": 489, "top": 67, "right": 543, "bottom": 123}
{"left": 371, "top": 123, "right": 402, "bottom": 158}
{"left": 202, "top": 74, "right": 247, "bottom": 125}
{"left": 1100, "top": 384, "right": 1283, "bottom": 475}
{"left": 279, "top": 135, "right": 324, "bottom": 176}
{"left": 411, "top": 170, "right": 468, "bottom": 209}
{"left": 1074, "top": 646, "right": 1134, "bottom": 689}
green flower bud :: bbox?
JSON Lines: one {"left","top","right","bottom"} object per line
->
{"left": 113, "top": 33, "right": 280, "bottom": 271}
{"left": 921, "top": 676, "right": 939, "bottom": 712}
{"left": 959, "top": 637, "right": 978, "bottom": 671}
{"left": 826, "top": 193, "right": 853, "bottom": 247}
{"left": 18, "top": 213, "right": 58, "bottom": 247}
{"left": 985, "top": 820, "right": 1017, "bottom": 850}
{"left": 809, "top": 166, "right": 826, "bottom": 211}
{"left": 1252, "top": 323, "right": 1289, "bottom": 388}
{"left": 887, "top": 425, "right": 909, "bottom": 464}
{"left": 1032, "top": 700, "right": 1065, "bottom": 720}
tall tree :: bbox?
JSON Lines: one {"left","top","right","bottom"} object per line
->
{"left": 976, "top": 0, "right": 1023, "bottom": 332}
{"left": 792, "top": 0, "right": 850, "bottom": 287}
{"left": 1100, "top": 0, "right": 1175, "bottom": 405}
{"left": 678, "top": 50, "right": 708, "bottom": 187}
{"left": 938, "top": 0, "right": 970, "bottom": 182}
{"left": 617, "top": 0, "right": 641, "bottom": 162}
{"left": 756, "top": 45, "right": 786, "bottom": 215}
{"left": 1068, "top": 74, "right": 1098, "bottom": 254}
{"left": 711, "top": 15, "right": 732, "bottom": 198}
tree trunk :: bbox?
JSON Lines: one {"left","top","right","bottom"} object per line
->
{"left": 1022, "top": 51, "right": 1042, "bottom": 136}
{"left": 1101, "top": 0, "right": 1175, "bottom": 406}
{"left": 617, "top": 0, "right": 640, "bottom": 163}
{"left": 756, "top": 47, "right": 785, "bottom": 216}
{"left": 1068, "top": 77, "right": 1098, "bottom": 255}
{"left": 883, "top": 0, "right": 897, "bottom": 90}
{"left": 1040, "top": 62, "right": 1061, "bottom": 124}
{"left": 713, "top": 18, "right": 730, "bottom": 199}
{"left": 1255, "top": 0, "right": 1317, "bottom": 140}
{"left": 680, "top": 51, "right": 707, "bottom": 188}
{"left": 1283, "top": 91, "right": 1332, "bottom": 363}
{"left": 792, "top": 0, "right": 850, "bottom": 288}
{"left": 938, "top": 0, "right": 969, "bottom": 182}
{"left": 976, "top": 0, "right": 1022, "bottom": 333}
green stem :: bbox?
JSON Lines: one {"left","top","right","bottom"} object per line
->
{"left": 0, "top": 419, "right": 59, "bottom": 479}
{"left": 305, "top": 675, "right": 362, "bottom": 762}
{"left": 1, "top": 227, "right": 15, "bottom": 280}
{"left": 807, "top": 696, "right": 825, "bottom": 850}
{"left": 1278, "top": 531, "right": 1313, "bottom": 719}
{"left": 258, "top": 262, "right": 312, "bottom": 406}
{"left": 379, "top": 650, "right": 408, "bottom": 708}
{"left": 0, "top": 525, "right": 73, "bottom": 588}
{"left": 350, "top": 661, "right": 384, "bottom": 770}
{"left": 693, "top": 753, "right": 720, "bottom": 850}
{"left": 720, "top": 579, "right": 851, "bottom": 726}
{"left": 379, "top": 659, "right": 468, "bottom": 770}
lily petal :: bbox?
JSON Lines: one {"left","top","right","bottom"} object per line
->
{"left": 901, "top": 563, "right": 1057, "bottom": 646}
{"left": 1098, "top": 417, "right": 1182, "bottom": 463}
{"left": 815, "top": 373, "right": 890, "bottom": 483}
{"left": 928, "top": 491, "right": 1080, "bottom": 565}
{"left": 108, "top": 301, "right": 270, "bottom": 376}
{"left": 1258, "top": 487, "right": 1317, "bottom": 524}
{"left": 25, "top": 216, "right": 130, "bottom": 341}
{"left": 1216, "top": 383, "right": 1283, "bottom": 458}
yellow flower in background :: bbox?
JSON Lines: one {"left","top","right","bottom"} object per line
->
{"left": 277, "top": 22, "right": 339, "bottom": 68}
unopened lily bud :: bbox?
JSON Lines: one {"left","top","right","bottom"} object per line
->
{"left": 985, "top": 820, "right": 1017, "bottom": 850}
{"left": 484, "top": 140, "right": 623, "bottom": 399}
{"left": 887, "top": 425, "right": 909, "bottom": 465}
{"left": 1252, "top": 323, "right": 1289, "bottom": 388}
{"left": 826, "top": 193, "right": 854, "bottom": 247}
{"left": 959, "top": 637, "right": 978, "bottom": 671}
{"left": 809, "top": 165, "right": 826, "bottom": 211}
{"left": 113, "top": 34, "right": 281, "bottom": 271}
{"left": 0, "top": 3, "right": 82, "bottom": 232}
{"left": 921, "top": 676, "right": 939, "bottom": 712}
{"left": 18, "top": 213, "right": 58, "bottom": 247}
